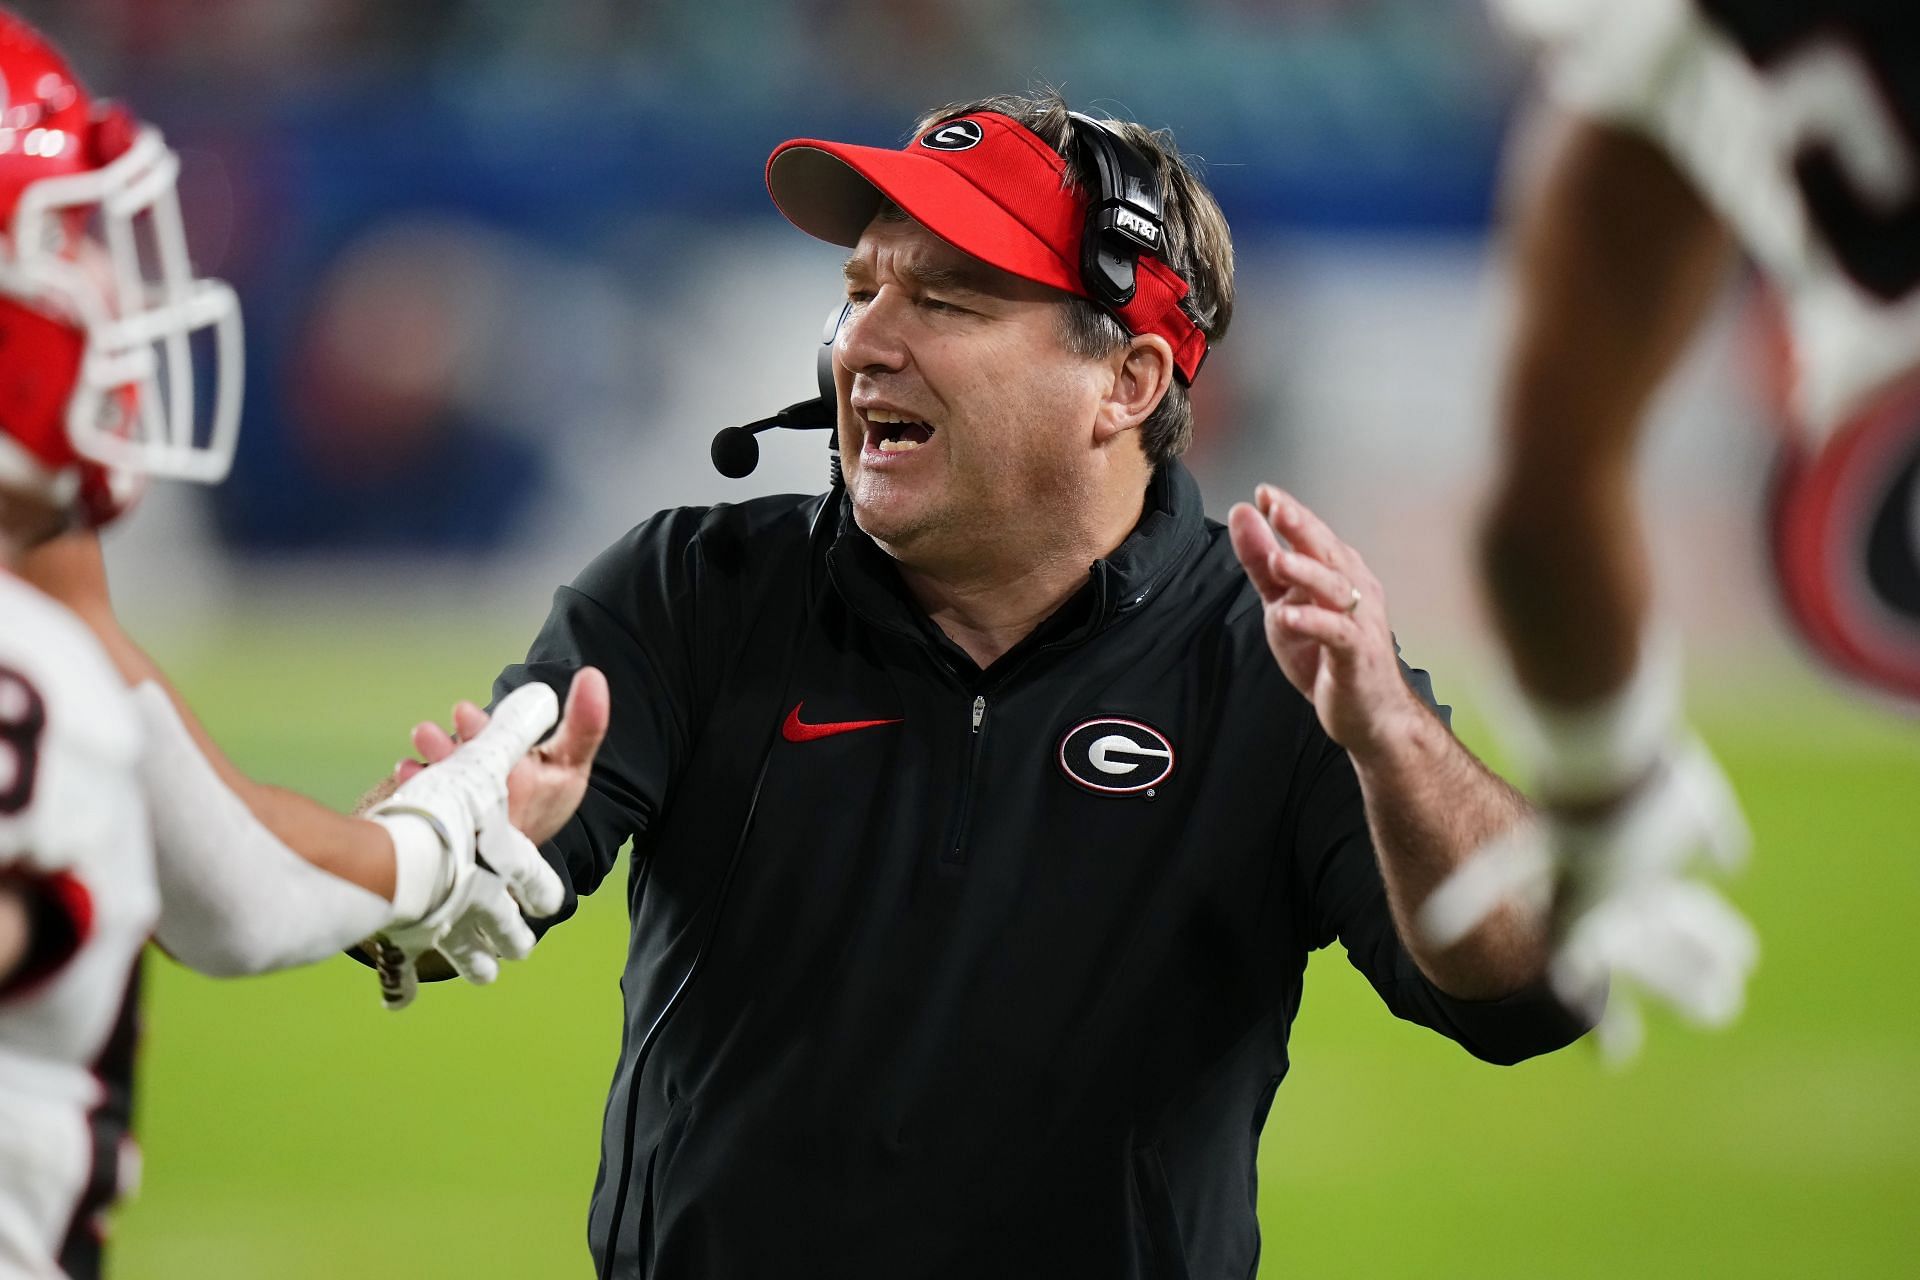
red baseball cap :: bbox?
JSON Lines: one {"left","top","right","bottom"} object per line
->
{"left": 766, "top": 111, "right": 1208, "bottom": 383}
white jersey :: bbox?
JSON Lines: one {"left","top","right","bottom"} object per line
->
{"left": 1496, "top": 0, "right": 1920, "bottom": 435}
{"left": 0, "top": 573, "right": 155, "bottom": 1280}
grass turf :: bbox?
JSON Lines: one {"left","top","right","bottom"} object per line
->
{"left": 110, "top": 622, "right": 1920, "bottom": 1278}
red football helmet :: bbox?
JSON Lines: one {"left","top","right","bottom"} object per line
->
{"left": 0, "top": 8, "right": 241, "bottom": 526}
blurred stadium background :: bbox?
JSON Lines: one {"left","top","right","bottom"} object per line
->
{"left": 16, "top": 0, "right": 1917, "bottom": 1275}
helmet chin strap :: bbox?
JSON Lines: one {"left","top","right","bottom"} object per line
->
{"left": 0, "top": 484, "right": 78, "bottom": 564}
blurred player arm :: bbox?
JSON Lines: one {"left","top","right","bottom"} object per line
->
{"left": 15, "top": 531, "right": 597, "bottom": 981}
{"left": 1435, "top": 111, "right": 1757, "bottom": 1059}
{"left": 1482, "top": 111, "right": 1734, "bottom": 703}
{"left": 17, "top": 530, "right": 405, "bottom": 890}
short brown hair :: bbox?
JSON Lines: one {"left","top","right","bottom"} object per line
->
{"left": 911, "top": 89, "right": 1234, "bottom": 467}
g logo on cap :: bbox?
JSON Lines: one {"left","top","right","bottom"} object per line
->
{"left": 921, "top": 119, "right": 984, "bottom": 152}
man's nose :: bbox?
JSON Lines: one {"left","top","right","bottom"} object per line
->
{"left": 836, "top": 293, "right": 910, "bottom": 377}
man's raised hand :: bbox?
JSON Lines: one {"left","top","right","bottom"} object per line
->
{"left": 1227, "top": 484, "right": 1424, "bottom": 754}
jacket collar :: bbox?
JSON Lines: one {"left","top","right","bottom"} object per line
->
{"left": 825, "top": 460, "right": 1208, "bottom": 666}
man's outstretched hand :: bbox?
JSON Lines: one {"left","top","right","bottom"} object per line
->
{"left": 369, "top": 682, "right": 569, "bottom": 1003}
{"left": 397, "top": 668, "right": 610, "bottom": 848}
{"left": 369, "top": 669, "right": 609, "bottom": 1008}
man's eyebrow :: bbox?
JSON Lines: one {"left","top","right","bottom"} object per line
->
{"left": 902, "top": 259, "right": 989, "bottom": 294}
{"left": 840, "top": 255, "right": 992, "bottom": 295}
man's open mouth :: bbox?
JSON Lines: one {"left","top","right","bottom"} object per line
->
{"left": 866, "top": 410, "right": 936, "bottom": 453}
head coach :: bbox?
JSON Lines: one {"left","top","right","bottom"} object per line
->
{"left": 459, "top": 90, "right": 1590, "bottom": 1279}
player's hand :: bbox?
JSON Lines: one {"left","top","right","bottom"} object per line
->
{"left": 367, "top": 681, "right": 570, "bottom": 1009}
{"left": 1227, "top": 484, "right": 1424, "bottom": 755}
{"left": 1421, "top": 736, "right": 1758, "bottom": 1062}
{"left": 396, "top": 668, "right": 610, "bottom": 847}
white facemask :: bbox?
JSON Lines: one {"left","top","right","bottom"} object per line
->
{"left": 3, "top": 124, "right": 243, "bottom": 485}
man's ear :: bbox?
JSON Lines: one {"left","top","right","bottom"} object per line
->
{"left": 1093, "top": 335, "right": 1175, "bottom": 445}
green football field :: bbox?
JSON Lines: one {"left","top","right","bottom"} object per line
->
{"left": 109, "top": 618, "right": 1919, "bottom": 1278}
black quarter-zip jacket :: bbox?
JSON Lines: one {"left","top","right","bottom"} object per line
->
{"left": 494, "top": 461, "right": 1586, "bottom": 1280}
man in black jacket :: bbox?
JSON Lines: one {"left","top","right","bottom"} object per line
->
{"left": 428, "top": 91, "right": 1587, "bottom": 1279}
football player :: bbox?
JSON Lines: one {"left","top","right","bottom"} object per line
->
{"left": 1424, "top": 0, "right": 1918, "bottom": 1058}
{"left": 0, "top": 9, "right": 604, "bottom": 1277}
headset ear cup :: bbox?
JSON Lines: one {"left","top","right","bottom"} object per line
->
{"left": 820, "top": 300, "right": 850, "bottom": 488}
{"left": 1768, "top": 380, "right": 1920, "bottom": 705}
{"left": 818, "top": 300, "right": 850, "bottom": 402}
{"left": 1068, "top": 112, "right": 1166, "bottom": 311}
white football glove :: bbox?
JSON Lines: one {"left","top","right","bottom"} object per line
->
{"left": 364, "top": 682, "right": 567, "bottom": 1010}
{"left": 1420, "top": 642, "right": 1759, "bottom": 1062}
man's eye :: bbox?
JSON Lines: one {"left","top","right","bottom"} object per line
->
{"left": 845, "top": 289, "right": 875, "bottom": 305}
{"left": 920, "top": 297, "right": 963, "bottom": 314}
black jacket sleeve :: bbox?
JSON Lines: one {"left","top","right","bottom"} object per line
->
{"left": 1286, "top": 678, "right": 1588, "bottom": 1065}
{"left": 492, "top": 508, "right": 715, "bottom": 933}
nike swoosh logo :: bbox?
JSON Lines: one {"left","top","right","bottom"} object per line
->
{"left": 781, "top": 702, "right": 903, "bottom": 743}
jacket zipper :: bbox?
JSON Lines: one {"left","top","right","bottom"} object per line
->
{"left": 941, "top": 693, "right": 988, "bottom": 866}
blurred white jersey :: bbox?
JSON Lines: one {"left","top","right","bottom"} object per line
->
{"left": 0, "top": 573, "right": 155, "bottom": 1280}
{"left": 1497, "top": 0, "right": 1920, "bottom": 435}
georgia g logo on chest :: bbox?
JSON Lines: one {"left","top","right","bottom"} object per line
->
{"left": 1056, "top": 716, "right": 1176, "bottom": 796}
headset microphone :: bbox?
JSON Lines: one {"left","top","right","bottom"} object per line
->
{"left": 709, "top": 396, "right": 834, "bottom": 478}
{"left": 709, "top": 426, "right": 760, "bottom": 480}
{"left": 709, "top": 301, "right": 852, "bottom": 482}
